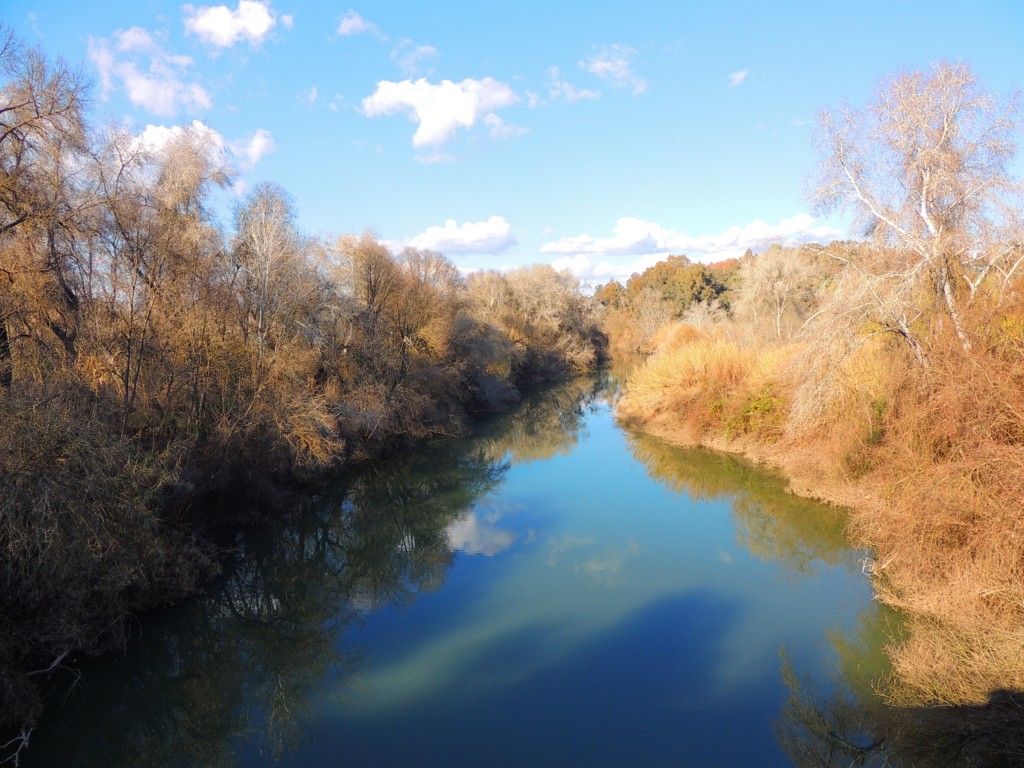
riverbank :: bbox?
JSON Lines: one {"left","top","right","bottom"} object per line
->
{"left": 614, "top": 327, "right": 1024, "bottom": 708}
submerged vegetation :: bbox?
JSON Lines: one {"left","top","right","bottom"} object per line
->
{"left": 614, "top": 61, "right": 1024, "bottom": 708}
{"left": 0, "top": 26, "right": 605, "bottom": 735}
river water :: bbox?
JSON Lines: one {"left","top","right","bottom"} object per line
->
{"left": 25, "top": 372, "right": 907, "bottom": 767}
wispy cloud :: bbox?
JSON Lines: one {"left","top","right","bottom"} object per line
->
{"left": 547, "top": 66, "right": 600, "bottom": 102}
{"left": 390, "top": 39, "right": 439, "bottom": 77}
{"left": 116, "top": 26, "right": 155, "bottom": 52}
{"left": 337, "top": 9, "right": 384, "bottom": 38}
{"left": 404, "top": 216, "right": 516, "bottom": 254}
{"left": 183, "top": 0, "right": 282, "bottom": 49}
{"left": 580, "top": 44, "right": 647, "bottom": 94}
{"left": 360, "top": 77, "right": 519, "bottom": 147}
{"left": 484, "top": 113, "right": 528, "bottom": 140}
{"left": 728, "top": 69, "right": 748, "bottom": 87}
{"left": 89, "top": 32, "right": 211, "bottom": 116}
{"left": 301, "top": 86, "right": 318, "bottom": 105}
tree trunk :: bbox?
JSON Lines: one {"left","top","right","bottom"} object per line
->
{"left": 0, "top": 318, "right": 12, "bottom": 392}
{"left": 939, "top": 264, "right": 971, "bottom": 352}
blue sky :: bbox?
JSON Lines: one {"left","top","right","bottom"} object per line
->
{"left": 7, "top": 0, "right": 1024, "bottom": 283}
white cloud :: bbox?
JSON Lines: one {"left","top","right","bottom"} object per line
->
{"left": 281, "top": 14, "right": 293, "bottom": 29}
{"left": 390, "top": 40, "right": 439, "bottom": 77}
{"left": 580, "top": 44, "right": 647, "bottom": 94}
{"left": 547, "top": 66, "right": 600, "bottom": 102}
{"left": 447, "top": 511, "right": 517, "bottom": 556}
{"left": 728, "top": 69, "right": 748, "bottom": 87}
{"left": 89, "top": 34, "right": 211, "bottom": 116}
{"left": 231, "top": 128, "right": 275, "bottom": 167}
{"left": 133, "top": 121, "right": 273, "bottom": 175}
{"left": 301, "top": 86, "right": 318, "bottom": 105}
{"left": 549, "top": 254, "right": 631, "bottom": 284}
{"left": 183, "top": 0, "right": 279, "bottom": 49}
{"left": 337, "top": 9, "right": 382, "bottom": 37}
{"left": 360, "top": 77, "right": 519, "bottom": 147}
{"left": 406, "top": 216, "right": 516, "bottom": 254}
{"left": 542, "top": 214, "right": 841, "bottom": 281}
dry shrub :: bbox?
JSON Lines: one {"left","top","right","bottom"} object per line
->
{"left": 0, "top": 387, "right": 211, "bottom": 724}
{"left": 884, "top": 613, "right": 1024, "bottom": 707}
{"left": 617, "top": 322, "right": 796, "bottom": 442}
{"left": 784, "top": 334, "right": 913, "bottom": 481}
{"left": 851, "top": 341, "right": 1024, "bottom": 705}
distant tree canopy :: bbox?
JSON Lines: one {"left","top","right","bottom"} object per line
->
{"left": 625, "top": 254, "right": 728, "bottom": 314}
{"left": 596, "top": 254, "right": 735, "bottom": 350}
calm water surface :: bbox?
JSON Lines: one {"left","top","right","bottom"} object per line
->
{"left": 26, "top": 373, "right": 902, "bottom": 767}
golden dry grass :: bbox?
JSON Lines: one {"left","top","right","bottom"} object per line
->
{"left": 617, "top": 322, "right": 798, "bottom": 444}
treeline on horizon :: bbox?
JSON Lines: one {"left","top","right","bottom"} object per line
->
{"left": 612, "top": 62, "right": 1024, "bottom": 709}
{"left": 0, "top": 25, "right": 606, "bottom": 733}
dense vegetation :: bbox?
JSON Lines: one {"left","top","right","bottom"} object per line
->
{"left": 0, "top": 26, "right": 605, "bottom": 737}
{"left": 615, "top": 62, "right": 1024, "bottom": 708}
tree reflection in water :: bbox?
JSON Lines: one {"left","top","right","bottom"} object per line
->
{"left": 478, "top": 376, "right": 601, "bottom": 466}
{"left": 777, "top": 653, "right": 1024, "bottom": 767}
{"left": 626, "top": 430, "right": 1024, "bottom": 768}
{"left": 625, "top": 433, "right": 850, "bottom": 571}
{"left": 22, "top": 378, "right": 600, "bottom": 767}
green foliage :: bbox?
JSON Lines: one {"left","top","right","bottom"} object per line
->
{"left": 625, "top": 254, "right": 728, "bottom": 315}
{"left": 722, "top": 387, "right": 785, "bottom": 439}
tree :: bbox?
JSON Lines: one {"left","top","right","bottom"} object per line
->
{"left": 92, "top": 122, "right": 228, "bottom": 435}
{"left": 593, "top": 280, "right": 625, "bottom": 309}
{"left": 732, "top": 246, "right": 829, "bottom": 341}
{"left": 814, "top": 61, "right": 1022, "bottom": 353}
{"left": 234, "top": 182, "right": 304, "bottom": 355}
{"left": 625, "top": 254, "right": 726, "bottom": 316}
{"left": 0, "top": 24, "right": 89, "bottom": 391}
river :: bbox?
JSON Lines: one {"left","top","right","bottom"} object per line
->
{"left": 23, "top": 372, "right": 934, "bottom": 766}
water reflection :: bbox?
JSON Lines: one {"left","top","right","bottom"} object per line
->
{"left": 24, "top": 373, "right": 1020, "bottom": 767}
{"left": 479, "top": 376, "right": 601, "bottom": 465}
{"left": 23, "top": 379, "right": 599, "bottom": 767}
{"left": 778, "top": 653, "right": 1024, "bottom": 766}
{"left": 625, "top": 433, "right": 850, "bottom": 571}
{"left": 620, "top": 433, "right": 1024, "bottom": 767}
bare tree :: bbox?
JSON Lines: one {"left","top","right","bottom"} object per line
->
{"left": 733, "top": 246, "right": 828, "bottom": 341}
{"left": 814, "top": 61, "right": 1022, "bottom": 353}
{"left": 0, "top": 24, "right": 90, "bottom": 391}
{"left": 233, "top": 182, "right": 303, "bottom": 355}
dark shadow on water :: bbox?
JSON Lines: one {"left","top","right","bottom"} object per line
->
{"left": 779, "top": 664, "right": 1024, "bottom": 767}
{"left": 312, "top": 590, "right": 756, "bottom": 768}
{"left": 16, "top": 378, "right": 600, "bottom": 767}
